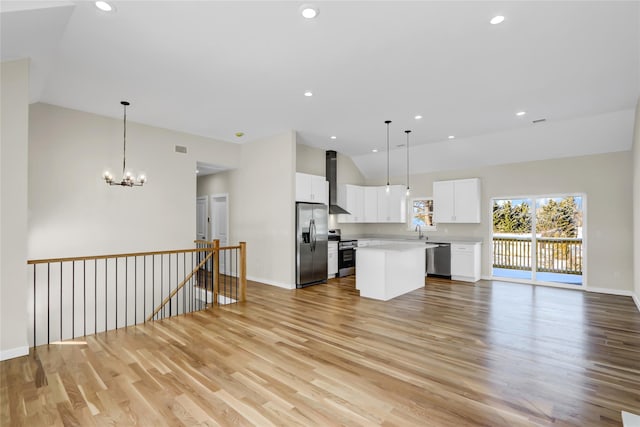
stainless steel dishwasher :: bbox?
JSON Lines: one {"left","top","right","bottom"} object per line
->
{"left": 426, "top": 243, "right": 451, "bottom": 278}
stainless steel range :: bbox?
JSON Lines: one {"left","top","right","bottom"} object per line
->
{"left": 337, "top": 239, "right": 357, "bottom": 277}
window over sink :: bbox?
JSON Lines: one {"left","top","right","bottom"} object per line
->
{"left": 408, "top": 197, "right": 436, "bottom": 231}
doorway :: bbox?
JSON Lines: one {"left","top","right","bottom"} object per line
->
{"left": 492, "top": 194, "right": 585, "bottom": 286}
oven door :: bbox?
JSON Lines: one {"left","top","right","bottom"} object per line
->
{"left": 338, "top": 247, "right": 356, "bottom": 277}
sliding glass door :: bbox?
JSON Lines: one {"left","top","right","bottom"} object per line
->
{"left": 492, "top": 195, "right": 584, "bottom": 285}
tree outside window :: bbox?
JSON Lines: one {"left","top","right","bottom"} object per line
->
{"left": 409, "top": 198, "right": 436, "bottom": 230}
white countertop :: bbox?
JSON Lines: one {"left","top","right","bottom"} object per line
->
{"left": 357, "top": 242, "right": 438, "bottom": 252}
{"left": 345, "top": 235, "right": 483, "bottom": 245}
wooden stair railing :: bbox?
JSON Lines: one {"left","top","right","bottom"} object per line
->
{"left": 146, "top": 251, "right": 213, "bottom": 321}
{"left": 27, "top": 240, "right": 247, "bottom": 348}
{"left": 148, "top": 240, "right": 247, "bottom": 321}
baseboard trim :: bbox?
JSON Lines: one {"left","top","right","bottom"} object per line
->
{"left": 246, "top": 275, "right": 294, "bottom": 290}
{"left": 0, "top": 345, "right": 29, "bottom": 361}
{"left": 585, "top": 287, "right": 633, "bottom": 297}
{"left": 483, "top": 276, "right": 638, "bottom": 300}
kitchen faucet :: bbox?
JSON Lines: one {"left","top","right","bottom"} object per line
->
{"left": 415, "top": 225, "right": 424, "bottom": 239}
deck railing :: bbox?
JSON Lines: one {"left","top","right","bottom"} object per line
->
{"left": 27, "top": 240, "right": 246, "bottom": 348}
{"left": 493, "top": 236, "right": 582, "bottom": 275}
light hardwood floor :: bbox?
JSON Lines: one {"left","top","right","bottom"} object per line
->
{"left": 2, "top": 277, "right": 639, "bottom": 426}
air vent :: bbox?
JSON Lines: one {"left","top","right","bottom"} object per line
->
{"left": 532, "top": 118, "right": 547, "bottom": 124}
{"left": 175, "top": 145, "right": 187, "bottom": 154}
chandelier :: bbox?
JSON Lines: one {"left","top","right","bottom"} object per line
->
{"left": 103, "top": 101, "right": 146, "bottom": 187}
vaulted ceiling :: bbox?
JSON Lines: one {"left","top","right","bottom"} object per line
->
{"left": 2, "top": 1, "right": 639, "bottom": 177}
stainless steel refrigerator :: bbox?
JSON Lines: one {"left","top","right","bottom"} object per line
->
{"left": 296, "top": 202, "right": 328, "bottom": 288}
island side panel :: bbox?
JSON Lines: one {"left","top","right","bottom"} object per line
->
{"left": 355, "top": 249, "right": 387, "bottom": 300}
{"left": 384, "top": 247, "right": 426, "bottom": 300}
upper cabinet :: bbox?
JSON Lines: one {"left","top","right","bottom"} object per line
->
{"left": 363, "top": 186, "right": 379, "bottom": 223}
{"left": 433, "top": 178, "right": 481, "bottom": 223}
{"left": 295, "top": 173, "right": 328, "bottom": 204}
{"left": 338, "top": 184, "right": 364, "bottom": 222}
{"left": 338, "top": 184, "right": 406, "bottom": 223}
{"left": 377, "top": 185, "right": 406, "bottom": 222}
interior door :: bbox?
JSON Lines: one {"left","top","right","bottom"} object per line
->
{"left": 210, "top": 194, "right": 229, "bottom": 274}
{"left": 196, "top": 196, "right": 207, "bottom": 240}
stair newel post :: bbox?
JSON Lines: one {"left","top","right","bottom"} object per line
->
{"left": 239, "top": 241, "right": 247, "bottom": 302}
{"left": 213, "top": 239, "right": 220, "bottom": 305}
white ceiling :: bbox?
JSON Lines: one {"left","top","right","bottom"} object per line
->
{"left": 2, "top": 1, "right": 639, "bottom": 177}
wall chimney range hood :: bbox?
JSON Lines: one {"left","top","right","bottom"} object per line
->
{"left": 325, "top": 150, "right": 350, "bottom": 215}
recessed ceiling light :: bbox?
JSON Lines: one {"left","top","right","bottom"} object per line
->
{"left": 516, "top": 111, "right": 526, "bottom": 116}
{"left": 490, "top": 15, "right": 505, "bottom": 25}
{"left": 330, "top": 136, "right": 337, "bottom": 140}
{"left": 95, "top": 1, "right": 114, "bottom": 12}
{"left": 300, "top": 5, "right": 319, "bottom": 19}
{"left": 372, "top": 149, "right": 378, "bottom": 153}
{"left": 304, "top": 91, "right": 313, "bottom": 97}
{"left": 448, "top": 135, "right": 455, "bottom": 140}
{"left": 414, "top": 115, "right": 423, "bottom": 120}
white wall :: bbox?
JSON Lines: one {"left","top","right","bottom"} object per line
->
{"left": 28, "top": 103, "right": 240, "bottom": 258}
{"left": 365, "top": 151, "right": 633, "bottom": 294}
{"left": 633, "top": 97, "right": 640, "bottom": 309}
{"left": 296, "top": 143, "right": 325, "bottom": 176}
{"left": 0, "top": 59, "right": 30, "bottom": 360}
{"left": 199, "top": 131, "right": 297, "bottom": 288}
{"left": 232, "top": 131, "right": 296, "bottom": 287}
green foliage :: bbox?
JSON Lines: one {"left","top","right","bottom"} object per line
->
{"left": 493, "top": 196, "right": 581, "bottom": 237}
{"left": 493, "top": 200, "right": 531, "bottom": 233}
{"left": 539, "top": 196, "right": 580, "bottom": 237}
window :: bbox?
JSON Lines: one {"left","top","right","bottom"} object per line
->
{"left": 491, "top": 194, "right": 584, "bottom": 285}
{"left": 408, "top": 197, "right": 436, "bottom": 230}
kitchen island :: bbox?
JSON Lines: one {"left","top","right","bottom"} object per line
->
{"left": 356, "top": 242, "right": 439, "bottom": 301}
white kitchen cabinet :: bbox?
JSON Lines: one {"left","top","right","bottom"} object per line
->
{"left": 328, "top": 241, "right": 338, "bottom": 278}
{"left": 377, "top": 185, "right": 406, "bottom": 223}
{"left": 451, "top": 243, "right": 481, "bottom": 282}
{"left": 338, "top": 184, "right": 364, "bottom": 223}
{"left": 338, "top": 184, "right": 406, "bottom": 223}
{"left": 295, "top": 173, "right": 328, "bottom": 204}
{"left": 363, "top": 186, "right": 378, "bottom": 223}
{"left": 433, "top": 178, "right": 480, "bottom": 223}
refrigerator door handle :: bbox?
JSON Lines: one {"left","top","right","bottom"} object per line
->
{"left": 313, "top": 221, "right": 317, "bottom": 251}
{"left": 310, "top": 219, "right": 316, "bottom": 251}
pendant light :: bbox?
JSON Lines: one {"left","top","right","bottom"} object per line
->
{"left": 103, "top": 101, "right": 146, "bottom": 187}
{"left": 385, "top": 120, "right": 391, "bottom": 193}
{"left": 405, "top": 130, "right": 411, "bottom": 196}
